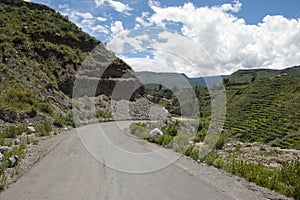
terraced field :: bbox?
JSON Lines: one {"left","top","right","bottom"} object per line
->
{"left": 224, "top": 75, "right": 300, "bottom": 149}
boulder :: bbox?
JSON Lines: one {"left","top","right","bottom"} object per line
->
{"left": 8, "top": 155, "right": 19, "bottom": 168}
{"left": 14, "top": 139, "right": 20, "bottom": 145}
{"left": 27, "top": 125, "right": 36, "bottom": 132}
{"left": 149, "top": 128, "right": 163, "bottom": 141}
{"left": 0, "top": 146, "right": 12, "bottom": 154}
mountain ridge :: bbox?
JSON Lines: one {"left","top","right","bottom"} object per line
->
{"left": 0, "top": 0, "right": 143, "bottom": 129}
{"left": 227, "top": 65, "right": 300, "bottom": 84}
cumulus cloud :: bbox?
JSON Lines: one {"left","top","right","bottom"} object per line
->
{"left": 107, "top": 28, "right": 215, "bottom": 77}
{"left": 97, "top": 16, "right": 107, "bottom": 22}
{"left": 219, "top": 0, "right": 242, "bottom": 13}
{"left": 73, "top": 12, "right": 94, "bottom": 19}
{"left": 146, "top": 1, "right": 300, "bottom": 75}
{"left": 94, "top": 0, "right": 132, "bottom": 15}
{"left": 92, "top": 25, "right": 110, "bottom": 35}
{"left": 135, "top": 12, "right": 151, "bottom": 28}
{"left": 108, "top": 0, "right": 300, "bottom": 76}
{"left": 109, "top": 0, "right": 132, "bottom": 13}
{"left": 59, "top": 9, "right": 110, "bottom": 39}
{"left": 95, "top": 0, "right": 105, "bottom": 7}
{"left": 58, "top": 4, "right": 69, "bottom": 9}
{"left": 110, "top": 21, "right": 124, "bottom": 35}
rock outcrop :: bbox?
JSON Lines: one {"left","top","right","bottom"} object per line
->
{"left": 0, "top": 0, "right": 144, "bottom": 130}
{"left": 72, "top": 46, "right": 144, "bottom": 101}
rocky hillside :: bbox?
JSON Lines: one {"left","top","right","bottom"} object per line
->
{"left": 144, "top": 66, "right": 300, "bottom": 150}
{"left": 224, "top": 73, "right": 300, "bottom": 149}
{"left": 0, "top": 0, "right": 144, "bottom": 130}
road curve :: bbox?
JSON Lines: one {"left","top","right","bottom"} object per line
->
{"left": 0, "top": 121, "right": 234, "bottom": 200}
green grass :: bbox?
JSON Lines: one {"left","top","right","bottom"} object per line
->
{"left": 130, "top": 119, "right": 300, "bottom": 199}
{"left": 210, "top": 157, "right": 300, "bottom": 199}
{"left": 225, "top": 75, "right": 300, "bottom": 149}
{"left": 53, "top": 114, "right": 75, "bottom": 128}
{"left": 36, "top": 121, "right": 51, "bottom": 137}
{"left": 0, "top": 141, "right": 27, "bottom": 190}
{"left": 0, "top": 125, "right": 29, "bottom": 139}
{"left": 96, "top": 110, "right": 112, "bottom": 118}
{"left": 0, "top": 0, "right": 100, "bottom": 123}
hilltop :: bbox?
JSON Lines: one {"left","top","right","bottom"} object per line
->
{"left": 0, "top": 0, "right": 144, "bottom": 130}
{"left": 226, "top": 65, "right": 300, "bottom": 84}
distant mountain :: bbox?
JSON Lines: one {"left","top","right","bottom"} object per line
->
{"left": 190, "top": 75, "right": 228, "bottom": 87}
{"left": 136, "top": 71, "right": 227, "bottom": 89}
{"left": 136, "top": 71, "right": 198, "bottom": 90}
{"left": 227, "top": 65, "right": 300, "bottom": 84}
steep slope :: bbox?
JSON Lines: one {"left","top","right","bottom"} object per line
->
{"left": 143, "top": 66, "right": 300, "bottom": 149}
{"left": 224, "top": 74, "right": 300, "bottom": 149}
{"left": 0, "top": 0, "right": 143, "bottom": 129}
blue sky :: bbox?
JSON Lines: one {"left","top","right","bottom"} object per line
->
{"left": 26, "top": 0, "right": 300, "bottom": 76}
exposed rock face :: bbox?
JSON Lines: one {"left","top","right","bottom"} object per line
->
{"left": 0, "top": 0, "right": 144, "bottom": 131}
{"left": 72, "top": 46, "right": 144, "bottom": 101}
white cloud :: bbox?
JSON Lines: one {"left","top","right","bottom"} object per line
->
{"left": 219, "top": 0, "right": 242, "bottom": 13}
{"left": 76, "top": 12, "right": 94, "bottom": 19}
{"left": 110, "top": 21, "right": 124, "bottom": 35}
{"left": 109, "top": 0, "right": 132, "bottom": 13}
{"left": 67, "top": 11, "right": 95, "bottom": 21}
{"left": 122, "top": 0, "right": 300, "bottom": 76}
{"left": 95, "top": 0, "right": 105, "bottom": 7}
{"left": 135, "top": 12, "right": 151, "bottom": 27}
{"left": 60, "top": 9, "right": 110, "bottom": 38}
{"left": 108, "top": 29, "right": 216, "bottom": 77}
{"left": 97, "top": 16, "right": 107, "bottom": 22}
{"left": 58, "top": 4, "right": 69, "bottom": 9}
{"left": 107, "top": 29, "right": 150, "bottom": 55}
{"left": 92, "top": 25, "right": 110, "bottom": 35}
{"left": 94, "top": 0, "right": 132, "bottom": 15}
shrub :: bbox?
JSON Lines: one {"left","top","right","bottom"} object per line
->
{"left": 194, "top": 129, "right": 207, "bottom": 142}
{"left": 184, "top": 145, "right": 200, "bottom": 161}
{"left": 36, "top": 121, "right": 51, "bottom": 136}
{"left": 96, "top": 110, "right": 112, "bottom": 118}
{"left": 155, "top": 135, "right": 173, "bottom": 147}
{"left": 171, "top": 134, "right": 190, "bottom": 153}
{"left": 203, "top": 150, "right": 219, "bottom": 165}
{"left": 129, "top": 123, "right": 139, "bottom": 134}
{"left": 0, "top": 125, "right": 28, "bottom": 138}
{"left": 26, "top": 107, "right": 37, "bottom": 118}
{"left": 53, "top": 117, "right": 64, "bottom": 127}
{"left": 65, "top": 114, "right": 75, "bottom": 128}
{"left": 215, "top": 134, "right": 226, "bottom": 150}
{"left": 167, "top": 127, "right": 178, "bottom": 136}
{"left": 38, "top": 101, "right": 53, "bottom": 114}
{"left": 53, "top": 114, "right": 75, "bottom": 128}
